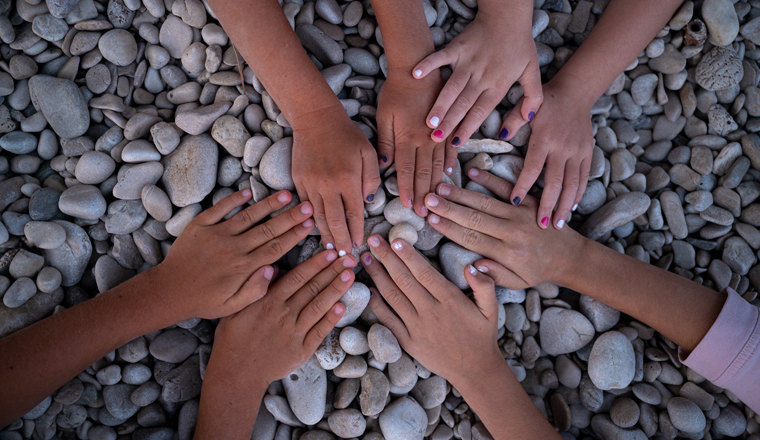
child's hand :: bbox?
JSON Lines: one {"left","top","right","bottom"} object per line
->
{"left": 501, "top": 79, "right": 594, "bottom": 229}
{"left": 156, "top": 189, "right": 315, "bottom": 321}
{"left": 361, "top": 236, "right": 503, "bottom": 389}
{"left": 377, "top": 68, "right": 445, "bottom": 217}
{"left": 293, "top": 114, "right": 381, "bottom": 255}
{"left": 207, "top": 251, "right": 357, "bottom": 389}
{"left": 412, "top": 9, "right": 541, "bottom": 168}
{"left": 424, "top": 171, "right": 583, "bottom": 289}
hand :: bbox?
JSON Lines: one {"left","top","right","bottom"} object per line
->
{"left": 360, "top": 235, "right": 503, "bottom": 388}
{"left": 377, "top": 68, "right": 445, "bottom": 216}
{"left": 502, "top": 78, "right": 594, "bottom": 229}
{"left": 412, "top": 9, "right": 542, "bottom": 164}
{"left": 292, "top": 112, "right": 381, "bottom": 255}
{"left": 207, "top": 251, "right": 357, "bottom": 390}
{"left": 424, "top": 170, "right": 584, "bottom": 289}
{"left": 156, "top": 189, "right": 315, "bottom": 321}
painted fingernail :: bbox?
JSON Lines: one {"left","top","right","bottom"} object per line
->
{"left": 467, "top": 264, "right": 477, "bottom": 275}
{"left": 512, "top": 196, "right": 521, "bottom": 206}
{"left": 392, "top": 240, "right": 403, "bottom": 251}
{"left": 557, "top": 219, "right": 565, "bottom": 229}
{"left": 469, "top": 168, "right": 479, "bottom": 177}
{"left": 430, "top": 116, "right": 440, "bottom": 127}
{"left": 277, "top": 192, "right": 290, "bottom": 202}
{"left": 499, "top": 128, "right": 509, "bottom": 139}
{"left": 339, "top": 250, "right": 347, "bottom": 257}
{"left": 426, "top": 195, "right": 439, "bottom": 207}
{"left": 363, "top": 254, "right": 372, "bottom": 265}
{"left": 438, "top": 184, "right": 450, "bottom": 196}
{"left": 368, "top": 236, "right": 380, "bottom": 247}
{"left": 327, "top": 251, "right": 338, "bottom": 262}
{"left": 446, "top": 167, "right": 453, "bottom": 174}
{"left": 476, "top": 265, "right": 488, "bottom": 273}
{"left": 429, "top": 213, "right": 440, "bottom": 224}
{"left": 433, "top": 129, "right": 443, "bottom": 139}
{"left": 302, "top": 219, "right": 314, "bottom": 228}
{"left": 414, "top": 69, "right": 423, "bottom": 78}
{"left": 263, "top": 266, "right": 274, "bottom": 280}
{"left": 452, "top": 136, "right": 460, "bottom": 146}
{"left": 572, "top": 204, "right": 578, "bottom": 212}
{"left": 407, "top": 199, "right": 413, "bottom": 207}
{"left": 541, "top": 217, "right": 549, "bottom": 227}
{"left": 344, "top": 256, "right": 356, "bottom": 267}
{"left": 301, "top": 203, "right": 312, "bottom": 214}
{"left": 353, "top": 242, "right": 358, "bottom": 248}
{"left": 326, "top": 243, "right": 335, "bottom": 250}
{"left": 381, "top": 155, "right": 388, "bottom": 163}
{"left": 242, "top": 189, "right": 252, "bottom": 197}
{"left": 366, "top": 193, "right": 375, "bottom": 202}
{"left": 528, "top": 111, "right": 535, "bottom": 121}
{"left": 341, "top": 270, "right": 351, "bottom": 282}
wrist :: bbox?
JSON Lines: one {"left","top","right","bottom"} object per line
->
{"left": 288, "top": 101, "right": 351, "bottom": 133}
{"left": 476, "top": 1, "right": 533, "bottom": 28}
{"left": 448, "top": 350, "right": 507, "bottom": 395}
{"left": 547, "top": 71, "right": 598, "bottom": 112}
{"left": 549, "top": 231, "right": 592, "bottom": 289}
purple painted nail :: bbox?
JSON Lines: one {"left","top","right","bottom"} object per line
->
{"left": 366, "top": 193, "right": 375, "bottom": 202}
{"left": 512, "top": 196, "right": 521, "bottom": 206}
{"left": 452, "top": 136, "right": 460, "bottom": 146}
{"left": 381, "top": 155, "right": 388, "bottom": 163}
{"left": 528, "top": 111, "right": 535, "bottom": 121}
{"left": 499, "top": 128, "right": 509, "bottom": 139}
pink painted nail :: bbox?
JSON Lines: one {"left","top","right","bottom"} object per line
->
{"left": 433, "top": 129, "right": 443, "bottom": 139}
{"left": 364, "top": 255, "right": 372, "bottom": 265}
{"left": 541, "top": 217, "right": 549, "bottom": 227}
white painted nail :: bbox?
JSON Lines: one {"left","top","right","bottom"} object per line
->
{"left": 326, "top": 243, "right": 334, "bottom": 250}
{"left": 446, "top": 167, "right": 453, "bottom": 174}
{"left": 414, "top": 69, "right": 423, "bottom": 77}
{"left": 572, "top": 204, "right": 578, "bottom": 212}
{"left": 430, "top": 116, "right": 440, "bottom": 127}
{"left": 557, "top": 219, "right": 565, "bottom": 229}
{"left": 476, "top": 266, "right": 488, "bottom": 273}
{"left": 392, "top": 241, "right": 403, "bottom": 251}
{"left": 467, "top": 264, "right": 477, "bottom": 275}
{"left": 338, "top": 250, "right": 347, "bottom": 257}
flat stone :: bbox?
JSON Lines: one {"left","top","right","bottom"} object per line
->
{"left": 539, "top": 307, "right": 595, "bottom": 356}
{"left": 162, "top": 134, "right": 218, "bottom": 207}
{"left": 28, "top": 75, "right": 89, "bottom": 139}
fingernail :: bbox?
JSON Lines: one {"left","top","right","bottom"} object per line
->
{"left": 476, "top": 265, "right": 488, "bottom": 273}
{"left": 467, "top": 264, "right": 477, "bottom": 275}
{"left": 302, "top": 219, "right": 313, "bottom": 228}
{"left": 528, "top": 111, "right": 535, "bottom": 121}
{"left": 341, "top": 271, "right": 351, "bottom": 282}
{"left": 414, "top": 69, "right": 423, "bottom": 78}
{"left": 572, "top": 204, "right": 578, "bottom": 212}
{"left": 242, "top": 189, "right": 251, "bottom": 197}
{"left": 557, "top": 219, "right": 565, "bottom": 229}
{"left": 407, "top": 199, "right": 413, "bottom": 207}
{"left": 499, "top": 128, "right": 509, "bottom": 139}
{"left": 334, "top": 303, "right": 344, "bottom": 314}
{"left": 339, "top": 250, "right": 347, "bottom": 257}
{"left": 469, "top": 168, "right": 479, "bottom": 177}
{"left": 263, "top": 266, "right": 274, "bottom": 280}
{"left": 363, "top": 254, "right": 372, "bottom": 265}
{"left": 541, "top": 217, "right": 549, "bottom": 227}
{"left": 353, "top": 242, "right": 358, "bottom": 248}
{"left": 426, "top": 195, "right": 439, "bottom": 207}
{"left": 433, "top": 129, "right": 443, "bottom": 139}
{"left": 366, "top": 193, "right": 375, "bottom": 202}
{"left": 381, "top": 155, "right": 388, "bottom": 163}
{"left": 392, "top": 240, "right": 403, "bottom": 251}
{"left": 326, "top": 243, "right": 335, "bottom": 250}
{"left": 452, "top": 136, "right": 460, "bottom": 146}
{"left": 277, "top": 192, "right": 290, "bottom": 202}
{"left": 429, "top": 213, "right": 440, "bottom": 224}
{"left": 420, "top": 206, "right": 428, "bottom": 215}
{"left": 446, "top": 167, "right": 453, "bottom": 174}
{"left": 344, "top": 256, "right": 356, "bottom": 267}
{"left": 301, "top": 203, "right": 312, "bottom": 214}
{"left": 438, "top": 184, "right": 450, "bottom": 196}
{"left": 368, "top": 236, "right": 379, "bottom": 247}
{"left": 430, "top": 116, "right": 440, "bottom": 127}
{"left": 512, "top": 196, "right": 521, "bottom": 206}
{"left": 327, "top": 251, "right": 338, "bottom": 262}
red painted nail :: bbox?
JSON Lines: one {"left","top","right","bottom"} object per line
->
{"left": 433, "top": 130, "right": 443, "bottom": 139}
{"left": 541, "top": 217, "right": 549, "bottom": 227}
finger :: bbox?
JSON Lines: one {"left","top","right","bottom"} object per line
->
{"left": 376, "top": 113, "right": 394, "bottom": 167}
{"left": 474, "top": 259, "right": 530, "bottom": 290}
{"left": 272, "top": 250, "right": 339, "bottom": 300}
{"left": 345, "top": 193, "right": 366, "bottom": 250}
{"left": 450, "top": 91, "right": 502, "bottom": 149}
{"left": 324, "top": 194, "right": 352, "bottom": 256}
{"left": 414, "top": 145, "right": 434, "bottom": 217}
{"left": 226, "top": 265, "right": 275, "bottom": 311}
{"left": 243, "top": 201, "right": 314, "bottom": 250}
{"left": 225, "top": 190, "right": 293, "bottom": 235}
{"left": 434, "top": 182, "right": 513, "bottom": 219}
{"left": 303, "top": 302, "right": 345, "bottom": 353}
{"left": 553, "top": 160, "right": 582, "bottom": 229}
{"left": 369, "top": 288, "right": 410, "bottom": 344}
{"left": 249, "top": 218, "right": 314, "bottom": 265}
{"left": 299, "top": 268, "right": 354, "bottom": 331}
{"left": 425, "top": 192, "right": 508, "bottom": 232}
{"left": 463, "top": 264, "right": 499, "bottom": 324}
{"left": 435, "top": 83, "right": 482, "bottom": 147}
{"left": 426, "top": 209, "right": 501, "bottom": 258}
{"left": 428, "top": 69, "right": 471, "bottom": 137}
{"left": 574, "top": 157, "right": 592, "bottom": 210}
{"left": 361, "top": 144, "right": 382, "bottom": 203}
{"left": 195, "top": 189, "right": 252, "bottom": 226}
{"left": 500, "top": 98, "right": 528, "bottom": 142}
{"left": 388, "top": 238, "right": 454, "bottom": 302}
{"left": 311, "top": 193, "right": 335, "bottom": 251}
{"left": 537, "top": 156, "right": 565, "bottom": 229}
{"left": 431, "top": 142, "right": 445, "bottom": 189}
{"left": 289, "top": 254, "right": 358, "bottom": 309}
{"left": 518, "top": 57, "right": 543, "bottom": 123}
{"left": 413, "top": 47, "right": 456, "bottom": 82}
{"left": 509, "top": 144, "right": 547, "bottom": 207}
{"left": 360, "top": 250, "right": 418, "bottom": 319}
{"left": 466, "top": 168, "right": 515, "bottom": 204}
{"left": 443, "top": 138, "right": 457, "bottom": 176}
{"left": 396, "top": 143, "right": 416, "bottom": 208}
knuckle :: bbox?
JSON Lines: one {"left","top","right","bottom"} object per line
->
{"left": 444, "top": 79, "right": 464, "bottom": 95}
{"left": 313, "top": 324, "right": 329, "bottom": 341}
{"left": 238, "top": 209, "right": 255, "bottom": 226}
{"left": 462, "top": 228, "right": 481, "bottom": 247}
{"left": 345, "top": 210, "right": 361, "bottom": 221}
{"left": 467, "top": 210, "right": 484, "bottom": 229}
{"left": 453, "top": 95, "right": 472, "bottom": 112}
{"left": 310, "top": 295, "right": 326, "bottom": 316}
{"left": 398, "top": 163, "right": 416, "bottom": 178}
{"left": 259, "top": 222, "right": 277, "bottom": 240}
{"left": 384, "top": 287, "right": 405, "bottom": 308}
{"left": 477, "top": 194, "right": 495, "bottom": 213}
{"left": 395, "top": 273, "right": 416, "bottom": 291}
{"left": 267, "top": 239, "right": 285, "bottom": 257}
{"left": 468, "top": 106, "right": 487, "bottom": 122}
{"left": 417, "top": 267, "right": 437, "bottom": 285}
{"left": 416, "top": 166, "right": 432, "bottom": 180}
{"left": 288, "top": 268, "right": 308, "bottom": 288}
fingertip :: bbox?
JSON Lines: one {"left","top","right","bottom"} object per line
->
{"left": 300, "top": 202, "right": 313, "bottom": 215}
{"left": 539, "top": 215, "right": 550, "bottom": 229}
{"left": 391, "top": 239, "right": 404, "bottom": 252}
{"left": 413, "top": 68, "right": 424, "bottom": 79}
{"left": 340, "top": 269, "right": 353, "bottom": 282}
{"left": 361, "top": 251, "right": 373, "bottom": 266}
{"left": 326, "top": 250, "right": 338, "bottom": 262}
{"left": 367, "top": 235, "right": 380, "bottom": 248}
{"left": 241, "top": 189, "right": 252, "bottom": 199}
{"left": 428, "top": 213, "right": 440, "bottom": 224}
{"left": 555, "top": 218, "right": 565, "bottom": 229}
{"left": 343, "top": 254, "right": 357, "bottom": 268}
{"left": 333, "top": 302, "right": 345, "bottom": 315}
{"left": 302, "top": 218, "right": 314, "bottom": 229}
{"left": 277, "top": 191, "right": 291, "bottom": 203}
{"left": 263, "top": 265, "right": 274, "bottom": 281}
{"left": 468, "top": 168, "right": 479, "bottom": 178}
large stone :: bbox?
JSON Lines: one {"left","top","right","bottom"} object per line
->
{"left": 378, "top": 397, "right": 427, "bottom": 440}
{"left": 28, "top": 75, "right": 89, "bottom": 139}
{"left": 539, "top": 308, "right": 595, "bottom": 356}
{"left": 282, "top": 356, "right": 327, "bottom": 425}
{"left": 588, "top": 331, "right": 635, "bottom": 390}
{"left": 580, "top": 193, "right": 651, "bottom": 240}
{"left": 162, "top": 134, "right": 218, "bottom": 207}
{"left": 259, "top": 137, "right": 295, "bottom": 191}
{"left": 43, "top": 221, "right": 92, "bottom": 286}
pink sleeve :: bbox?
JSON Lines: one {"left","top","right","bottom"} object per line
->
{"left": 678, "top": 288, "right": 760, "bottom": 413}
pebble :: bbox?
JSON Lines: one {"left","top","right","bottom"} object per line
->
{"left": 379, "top": 397, "right": 427, "bottom": 440}
{"left": 28, "top": 75, "right": 89, "bottom": 139}
{"left": 58, "top": 185, "right": 107, "bottom": 220}
{"left": 43, "top": 221, "right": 92, "bottom": 286}
{"left": 696, "top": 46, "right": 743, "bottom": 91}
{"left": 282, "top": 356, "right": 326, "bottom": 425}
{"left": 99, "top": 29, "right": 137, "bottom": 66}
{"left": 149, "top": 329, "right": 199, "bottom": 363}
{"left": 368, "top": 323, "right": 402, "bottom": 363}
{"left": 75, "top": 151, "right": 116, "bottom": 184}
{"left": 336, "top": 282, "right": 370, "bottom": 328}
{"left": 588, "top": 331, "right": 635, "bottom": 390}
{"left": 328, "top": 409, "right": 365, "bottom": 438}
{"left": 3, "top": 277, "right": 37, "bottom": 308}
{"left": 539, "top": 307, "right": 595, "bottom": 356}
{"left": 666, "top": 397, "right": 706, "bottom": 433}
{"left": 162, "top": 134, "right": 218, "bottom": 207}
{"left": 580, "top": 192, "right": 651, "bottom": 240}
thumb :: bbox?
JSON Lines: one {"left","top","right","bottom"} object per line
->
{"left": 499, "top": 98, "right": 529, "bottom": 142}
{"left": 376, "top": 113, "right": 395, "bottom": 168}
{"left": 464, "top": 264, "right": 498, "bottom": 324}
{"left": 518, "top": 57, "right": 544, "bottom": 123}
{"left": 361, "top": 144, "right": 382, "bottom": 203}
{"left": 473, "top": 259, "right": 530, "bottom": 291}
{"left": 229, "top": 265, "right": 274, "bottom": 310}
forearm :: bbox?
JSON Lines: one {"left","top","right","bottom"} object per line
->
{"left": 370, "top": 0, "right": 435, "bottom": 71}
{"left": 455, "top": 361, "right": 562, "bottom": 440}
{"left": 562, "top": 237, "right": 725, "bottom": 352}
{"left": 0, "top": 267, "right": 179, "bottom": 427}
{"left": 552, "top": 0, "right": 682, "bottom": 108}
{"left": 208, "top": 0, "right": 347, "bottom": 131}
